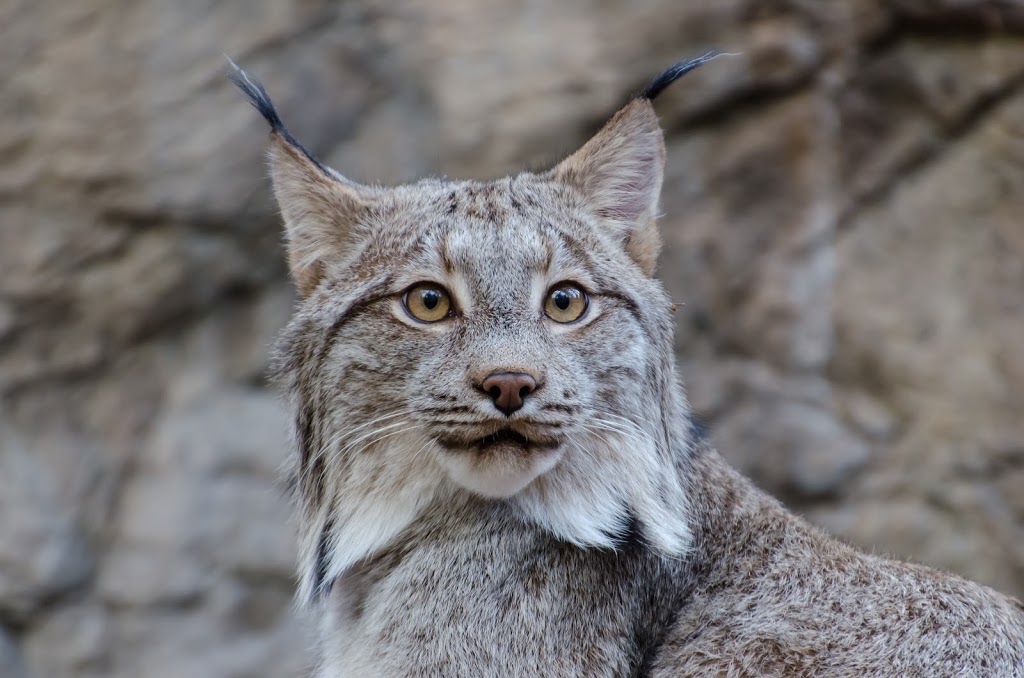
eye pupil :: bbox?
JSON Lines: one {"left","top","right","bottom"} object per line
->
{"left": 422, "top": 290, "right": 439, "bottom": 310}
{"left": 554, "top": 291, "right": 571, "bottom": 311}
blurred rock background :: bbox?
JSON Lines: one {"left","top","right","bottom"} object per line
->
{"left": 1, "top": 1, "right": 1023, "bottom": 676}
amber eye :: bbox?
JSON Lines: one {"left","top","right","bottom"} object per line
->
{"left": 544, "top": 283, "right": 588, "bottom": 323}
{"left": 404, "top": 283, "right": 453, "bottom": 323}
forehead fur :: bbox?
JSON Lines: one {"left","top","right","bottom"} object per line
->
{"left": 352, "top": 174, "right": 640, "bottom": 288}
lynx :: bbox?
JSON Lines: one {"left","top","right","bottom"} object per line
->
{"left": 228, "top": 55, "right": 1024, "bottom": 676}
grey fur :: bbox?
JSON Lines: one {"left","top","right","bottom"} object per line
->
{"left": 229, "top": 62, "right": 1024, "bottom": 676}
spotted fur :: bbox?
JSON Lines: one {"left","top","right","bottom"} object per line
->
{"left": 229, "top": 57, "right": 1024, "bottom": 676}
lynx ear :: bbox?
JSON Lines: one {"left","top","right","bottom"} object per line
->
{"left": 551, "top": 53, "right": 719, "bottom": 276}
{"left": 552, "top": 100, "right": 665, "bottom": 275}
{"left": 228, "top": 61, "right": 371, "bottom": 296}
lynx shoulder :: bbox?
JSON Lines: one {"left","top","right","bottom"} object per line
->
{"left": 228, "top": 55, "right": 1024, "bottom": 676}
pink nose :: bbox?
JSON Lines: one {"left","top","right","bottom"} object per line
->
{"left": 481, "top": 372, "right": 538, "bottom": 416}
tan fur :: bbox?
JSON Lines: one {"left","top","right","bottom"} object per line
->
{"left": 231, "top": 63, "right": 1024, "bottom": 676}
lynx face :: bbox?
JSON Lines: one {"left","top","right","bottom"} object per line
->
{"left": 229, "top": 57, "right": 711, "bottom": 602}
{"left": 326, "top": 175, "right": 673, "bottom": 499}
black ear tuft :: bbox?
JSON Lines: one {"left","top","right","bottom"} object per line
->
{"left": 638, "top": 51, "right": 724, "bottom": 101}
{"left": 226, "top": 57, "right": 332, "bottom": 178}
{"left": 226, "top": 57, "right": 285, "bottom": 132}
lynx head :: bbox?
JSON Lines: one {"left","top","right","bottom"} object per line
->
{"left": 229, "top": 55, "right": 716, "bottom": 604}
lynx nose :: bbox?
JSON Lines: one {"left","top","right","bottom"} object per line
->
{"left": 481, "top": 372, "right": 538, "bottom": 416}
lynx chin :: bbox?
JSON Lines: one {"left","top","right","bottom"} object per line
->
{"left": 228, "top": 54, "right": 1024, "bottom": 676}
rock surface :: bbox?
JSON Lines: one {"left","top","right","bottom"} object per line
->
{"left": 1, "top": 1, "right": 1022, "bottom": 675}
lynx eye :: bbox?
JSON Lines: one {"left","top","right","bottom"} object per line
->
{"left": 544, "top": 283, "right": 588, "bottom": 323}
{"left": 403, "top": 283, "right": 453, "bottom": 323}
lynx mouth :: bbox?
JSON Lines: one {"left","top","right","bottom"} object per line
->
{"left": 478, "top": 428, "right": 529, "bottom": 449}
{"left": 437, "top": 427, "right": 561, "bottom": 454}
